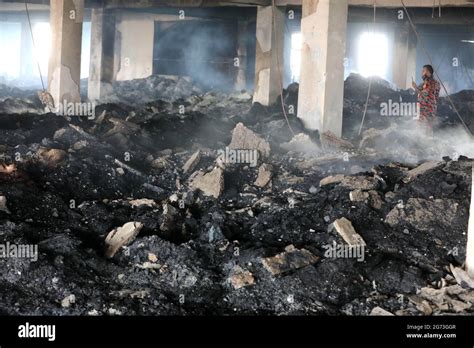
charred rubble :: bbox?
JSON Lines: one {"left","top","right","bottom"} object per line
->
{"left": 0, "top": 74, "right": 473, "bottom": 316}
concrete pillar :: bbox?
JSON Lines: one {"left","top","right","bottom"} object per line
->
{"left": 115, "top": 13, "right": 154, "bottom": 81}
{"left": 467, "top": 165, "right": 474, "bottom": 277}
{"left": 392, "top": 24, "right": 417, "bottom": 90}
{"left": 297, "top": 0, "right": 348, "bottom": 137}
{"left": 253, "top": 5, "right": 285, "bottom": 106}
{"left": 48, "top": 0, "right": 84, "bottom": 106}
{"left": 88, "top": 8, "right": 116, "bottom": 102}
{"left": 235, "top": 20, "right": 248, "bottom": 91}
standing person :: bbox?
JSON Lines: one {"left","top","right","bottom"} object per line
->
{"left": 412, "top": 64, "right": 441, "bottom": 136}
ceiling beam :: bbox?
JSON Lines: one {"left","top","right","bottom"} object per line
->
{"left": 1, "top": 0, "right": 474, "bottom": 9}
{"left": 349, "top": 6, "right": 474, "bottom": 24}
{"left": 277, "top": 0, "right": 474, "bottom": 7}
{"left": 99, "top": 0, "right": 271, "bottom": 8}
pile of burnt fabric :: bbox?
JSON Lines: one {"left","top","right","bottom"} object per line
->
{"left": 438, "top": 89, "right": 474, "bottom": 132}
{"left": 343, "top": 74, "right": 474, "bottom": 138}
{"left": 0, "top": 83, "right": 38, "bottom": 100}
{"left": 279, "top": 74, "right": 474, "bottom": 140}
{"left": 0, "top": 103, "right": 472, "bottom": 316}
{"left": 0, "top": 83, "right": 43, "bottom": 114}
{"left": 99, "top": 75, "right": 204, "bottom": 105}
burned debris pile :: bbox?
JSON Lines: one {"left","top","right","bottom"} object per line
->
{"left": 0, "top": 74, "right": 473, "bottom": 316}
{"left": 0, "top": 84, "right": 43, "bottom": 115}
{"left": 101, "top": 75, "right": 204, "bottom": 104}
{"left": 341, "top": 73, "right": 474, "bottom": 138}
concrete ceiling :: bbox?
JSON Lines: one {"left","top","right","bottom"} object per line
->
{"left": 96, "top": 0, "right": 474, "bottom": 7}
{"left": 279, "top": 0, "right": 474, "bottom": 6}
{"left": 1, "top": 0, "right": 474, "bottom": 10}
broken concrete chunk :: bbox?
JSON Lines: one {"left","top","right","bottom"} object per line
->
{"left": 280, "top": 133, "right": 320, "bottom": 153}
{"left": 385, "top": 191, "right": 396, "bottom": 201}
{"left": 105, "top": 117, "right": 140, "bottom": 136}
{"left": 129, "top": 198, "right": 156, "bottom": 208}
{"left": 368, "top": 190, "right": 384, "bottom": 210}
{"left": 347, "top": 189, "right": 382, "bottom": 213}
{"left": 418, "top": 285, "right": 473, "bottom": 314}
{"left": 253, "top": 196, "right": 272, "bottom": 209}
{"left": 182, "top": 150, "right": 201, "bottom": 174}
{"left": 72, "top": 140, "right": 88, "bottom": 151}
{"left": 229, "top": 265, "right": 255, "bottom": 289}
{"left": 284, "top": 175, "right": 304, "bottom": 185}
{"left": 189, "top": 167, "right": 224, "bottom": 199}
{"left": 151, "top": 156, "right": 171, "bottom": 171}
{"left": 320, "top": 174, "right": 345, "bottom": 187}
{"left": 403, "top": 161, "right": 444, "bottom": 183}
{"left": 349, "top": 189, "right": 369, "bottom": 202}
{"left": 37, "top": 148, "right": 67, "bottom": 167}
{"left": 333, "top": 217, "right": 366, "bottom": 246}
{"left": 261, "top": 245, "right": 319, "bottom": 276}
{"left": 341, "top": 176, "right": 379, "bottom": 191}
{"left": 413, "top": 289, "right": 445, "bottom": 311}
{"left": 450, "top": 265, "right": 474, "bottom": 289}
{"left": 228, "top": 122, "right": 270, "bottom": 159}
{"left": 370, "top": 306, "right": 394, "bottom": 316}
{"left": 148, "top": 253, "right": 158, "bottom": 263}
{"left": 320, "top": 131, "right": 354, "bottom": 151}
{"left": 136, "top": 262, "right": 161, "bottom": 270}
{"left": 169, "top": 193, "right": 179, "bottom": 203}
{"left": 61, "top": 294, "right": 76, "bottom": 308}
{"left": 53, "top": 127, "right": 70, "bottom": 141}
{"left": 105, "top": 222, "right": 144, "bottom": 258}
{"left": 320, "top": 175, "right": 379, "bottom": 190}
{"left": 411, "top": 296, "right": 434, "bottom": 315}
{"left": 385, "top": 198, "right": 465, "bottom": 232}
{"left": 0, "top": 196, "right": 10, "bottom": 214}
{"left": 254, "top": 163, "right": 273, "bottom": 188}
{"left": 449, "top": 298, "right": 472, "bottom": 312}
{"left": 0, "top": 164, "right": 16, "bottom": 174}
{"left": 458, "top": 290, "right": 474, "bottom": 303}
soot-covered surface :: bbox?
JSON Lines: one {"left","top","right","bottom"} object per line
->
{"left": 0, "top": 74, "right": 472, "bottom": 316}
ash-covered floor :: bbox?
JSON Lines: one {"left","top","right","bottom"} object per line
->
{"left": 0, "top": 74, "right": 473, "bottom": 315}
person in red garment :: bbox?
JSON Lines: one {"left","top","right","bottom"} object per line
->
{"left": 412, "top": 64, "right": 441, "bottom": 136}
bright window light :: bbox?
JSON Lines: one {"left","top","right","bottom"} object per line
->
{"left": 81, "top": 22, "right": 91, "bottom": 78}
{"left": 357, "top": 31, "right": 388, "bottom": 78}
{"left": 31, "top": 22, "right": 91, "bottom": 80}
{"left": 290, "top": 32, "right": 302, "bottom": 82}
{"left": 32, "top": 22, "right": 51, "bottom": 78}
{"left": 0, "top": 22, "right": 22, "bottom": 79}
